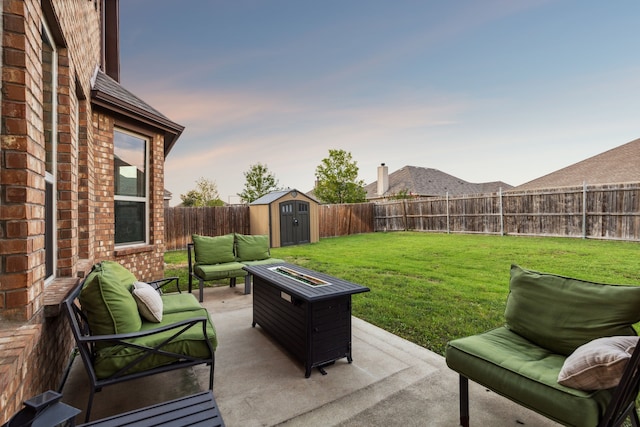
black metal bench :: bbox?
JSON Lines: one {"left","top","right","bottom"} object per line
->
{"left": 78, "top": 391, "right": 224, "bottom": 427}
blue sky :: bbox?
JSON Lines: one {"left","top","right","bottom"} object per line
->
{"left": 119, "top": 0, "right": 640, "bottom": 204}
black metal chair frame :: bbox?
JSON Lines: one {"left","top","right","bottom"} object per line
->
{"left": 457, "top": 342, "right": 640, "bottom": 427}
{"left": 63, "top": 277, "right": 215, "bottom": 423}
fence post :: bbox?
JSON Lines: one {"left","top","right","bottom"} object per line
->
{"left": 446, "top": 192, "right": 450, "bottom": 234}
{"left": 582, "top": 181, "right": 587, "bottom": 239}
{"left": 499, "top": 187, "right": 504, "bottom": 236}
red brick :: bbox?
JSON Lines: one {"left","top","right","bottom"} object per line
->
{"left": 2, "top": 82, "right": 26, "bottom": 101}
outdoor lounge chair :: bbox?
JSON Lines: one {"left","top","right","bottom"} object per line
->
{"left": 446, "top": 265, "right": 640, "bottom": 426}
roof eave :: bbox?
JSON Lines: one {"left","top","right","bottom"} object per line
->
{"left": 91, "top": 90, "right": 185, "bottom": 157}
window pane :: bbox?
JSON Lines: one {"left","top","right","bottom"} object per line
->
{"left": 114, "top": 131, "right": 146, "bottom": 197}
{"left": 115, "top": 201, "right": 145, "bottom": 244}
{"left": 45, "top": 180, "right": 54, "bottom": 278}
{"left": 42, "top": 27, "right": 55, "bottom": 174}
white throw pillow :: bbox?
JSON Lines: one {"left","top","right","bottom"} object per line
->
{"left": 557, "top": 336, "right": 639, "bottom": 390}
{"left": 132, "top": 281, "right": 163, "bottom": 323}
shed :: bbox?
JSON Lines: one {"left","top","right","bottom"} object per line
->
{"left": 249, "top": 189, "right": 320, "bottom": 248}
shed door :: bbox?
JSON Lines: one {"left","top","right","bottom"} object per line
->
{"left": 279, "top": 200, "right": 310, "bottom": 246}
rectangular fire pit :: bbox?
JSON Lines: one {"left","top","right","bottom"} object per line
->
{"left": 244, "top": 263, "right": 370, "bottom": 377}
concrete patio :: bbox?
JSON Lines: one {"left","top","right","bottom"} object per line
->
{"left": 61, "top": 285, "right": 559, "bottom": 426}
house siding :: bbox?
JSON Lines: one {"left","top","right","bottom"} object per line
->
{"left": 0, "top": 1, "right": 173, "bottom": 422}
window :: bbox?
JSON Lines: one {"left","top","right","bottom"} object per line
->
{"left": 114, "top": 129, "right": 148, "bottom": 246}
{"left": 42, "top": 21, "right": 57, "bottom": 283}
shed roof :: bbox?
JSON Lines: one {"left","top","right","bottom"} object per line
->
{"left": 513, "top": 137, "right": 640, "bottom": 191}
{"left": 250, "top": 189, "right": 317, "bottom": 205}
{"left": 91, "top": 70, "right": 184, "bottom": 156}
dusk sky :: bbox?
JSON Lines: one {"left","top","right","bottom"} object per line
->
{"left": 119, "top": 1, "right": 639, "bottom": 205}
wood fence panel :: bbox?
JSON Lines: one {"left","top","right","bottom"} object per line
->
{"left": 318, "top": 203, "right": 374, "bottom": 237}
{"left": 164, "top": 206, "right": 250, "bottom": 251}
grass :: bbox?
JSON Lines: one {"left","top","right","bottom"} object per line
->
{"left": 165, "top": 231, "right": 640, "bottom": 355}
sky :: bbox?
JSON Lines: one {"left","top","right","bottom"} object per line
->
{"left": 119, "top": 0, "right": 640, "bottom": 205}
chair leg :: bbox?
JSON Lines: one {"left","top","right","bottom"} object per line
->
{"left": 631, "top": 406, "right": 640, "bottom": 427}
{"left": 85, "top": 389, "right": 95, "bottom": 423}
{"left": 244, "top": 274, "right": 251, "bottom": 294}
{"left": 460, "top": 375, "right": 469, "bottom": 427}
{"left": 198, "top": 278, "right": 204, "bottom": 303}
{"left": 230, "top": 277, "right": 236, "bottom": 288}
{"left": 209, "top": 354, "right": 215, "bottom": 390}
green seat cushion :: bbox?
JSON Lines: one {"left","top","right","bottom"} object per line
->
{"left": 161, "top": 293, "right": 204, "bottom": 314}
{"left": 235, "top": 234, "right": 271, "bottom": 261}
{"left": 446, "top": 327, "right": 613, "bottom": 426}
{"left": 192, "top": 233, "right": 235, "bottom": 264}
{"left": 505, "top": 265, "right": 640, "bottom": 356}
{"left": 79, "top": 261, "right": 141, "bottom": 335}
{"left": 242, "top": 258, "right": 285, "bottom": 266}
{"left": 94, "top": 307, "right": 217, "bottom": 379}
{"left": 194, "top": 262, "right": 247, "bottom": 281}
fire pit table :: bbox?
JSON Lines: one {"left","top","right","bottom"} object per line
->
{"left": 244, "top": 263, "right": 370, "bottom": 377}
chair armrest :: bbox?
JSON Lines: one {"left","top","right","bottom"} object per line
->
{"left": 78, "top": 316, "right": 211, "bottom": 344}
{"left": 148, "top": 277, "right": 180, "bottom": 294}
{"left": 77, "top": 316, "right": 215, "bottom": 380}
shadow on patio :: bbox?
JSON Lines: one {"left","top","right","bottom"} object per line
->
{"left": 61, "top": 286, "right": 559, "bottom": 426}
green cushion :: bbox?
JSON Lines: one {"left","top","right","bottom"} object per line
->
{"left": 161, "top": 293, "right": 204, "bottom": 314}
{"left": 79, "top": 261, "right": 141, "bottom": 336}
{"left": 505, "top": 265, "right": 640, "bottom": 356}
{"left": 235, "top": 234, "right": 270, "bottom": 261}
{"left": 192, "top": 233, "right": 235, "bottom": 264}
{"left": 194, "top": 262, "right": 247, "bottom": 281}
{"left": 93, "top": 307, "right": 217, "bottom": 379}
{"left": 446, "top": 327, "right": 613, "bottom": 426}
{"left": 242, "top": 258, "right": 284, "bottom": 266}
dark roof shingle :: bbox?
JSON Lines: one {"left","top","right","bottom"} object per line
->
{"left": 365, "top": 165, "right": 512, "bottom": 199}
{"left": 513, "top": 138, "right": 640, "bottom": 191}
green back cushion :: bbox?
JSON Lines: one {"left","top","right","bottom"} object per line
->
{"left": 235, "top": 234, "right": 270, "bottom": 261}
{"left": 192, "top": 233, "right": 235, "bottom": 264}
{"left": 79, "top": 261, "right": 142, "bottom": 335}
{"left": 505, "top": 265, "right": 640, "bottom": 356}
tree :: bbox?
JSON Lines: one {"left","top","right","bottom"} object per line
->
{"left": 238, "top": 163, "right": 280, "bottom": 204}
{"left": 180, "top": 177, "right": 224, "bottom": 207}
{"left": 314, "top": 149, "right": 367, "bottom": 204}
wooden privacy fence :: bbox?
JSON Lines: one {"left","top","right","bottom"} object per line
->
{"left": 164, "top": 183, "right": 640, "bottom": 250}
{"left": 164, "top": 206, "right": 250, "bottom": 251}
{"left": 374, "top": 183, "right": 640, "bottom": 241}
{"left": 318, "top": 203, "right": 375, "bottom": 237}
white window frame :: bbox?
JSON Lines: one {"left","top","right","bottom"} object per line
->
{"left": 114, "top": 128, "right": 149, "bottom": 247}
{"left": 42, "top": 19, "right": 57, "bottom": 285}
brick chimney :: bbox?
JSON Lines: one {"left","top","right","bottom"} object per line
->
{"left": 377, "top": 163, "right": 389, "bottom": 196}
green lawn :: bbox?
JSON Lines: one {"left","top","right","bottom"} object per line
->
{"left": 165, "top": 231, "right": 640, "bottom": 355}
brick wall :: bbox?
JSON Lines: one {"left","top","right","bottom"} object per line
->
{"left": 0, "top": 313, "right": 73, "bottom": 423}
{"left": 0, "top": 1, "right": 170, "bottom": 423}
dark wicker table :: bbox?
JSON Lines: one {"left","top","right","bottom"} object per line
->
{"left": 78, "top": 391, "right": 224, "bottom": 427}
{"left": 245, "top": 263, "right": 370, "bottom": 377}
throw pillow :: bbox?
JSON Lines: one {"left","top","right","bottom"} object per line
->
{"left": 558, "top": 336, "right": 639, "bottom": 390}
{"left": 132, "top": 281, "right": 163, "bottom": 323}
{"left": 235, "top": 234, "right": 270, "bottom": 261}
{"left": 192, "top": 233, "right": 236, "bottom": 264}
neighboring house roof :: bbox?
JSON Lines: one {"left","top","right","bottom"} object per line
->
{"left": 365, "top": 165, "right": 512, "bottom": 199}
{"left": 513, "top": 138, "right": 640, "bottom": 191}
{"left": 91, "top": 70, "right": 184, "bottom": 156}
{"left": 251, "top": 189, "right": 318, "bottom": 205}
